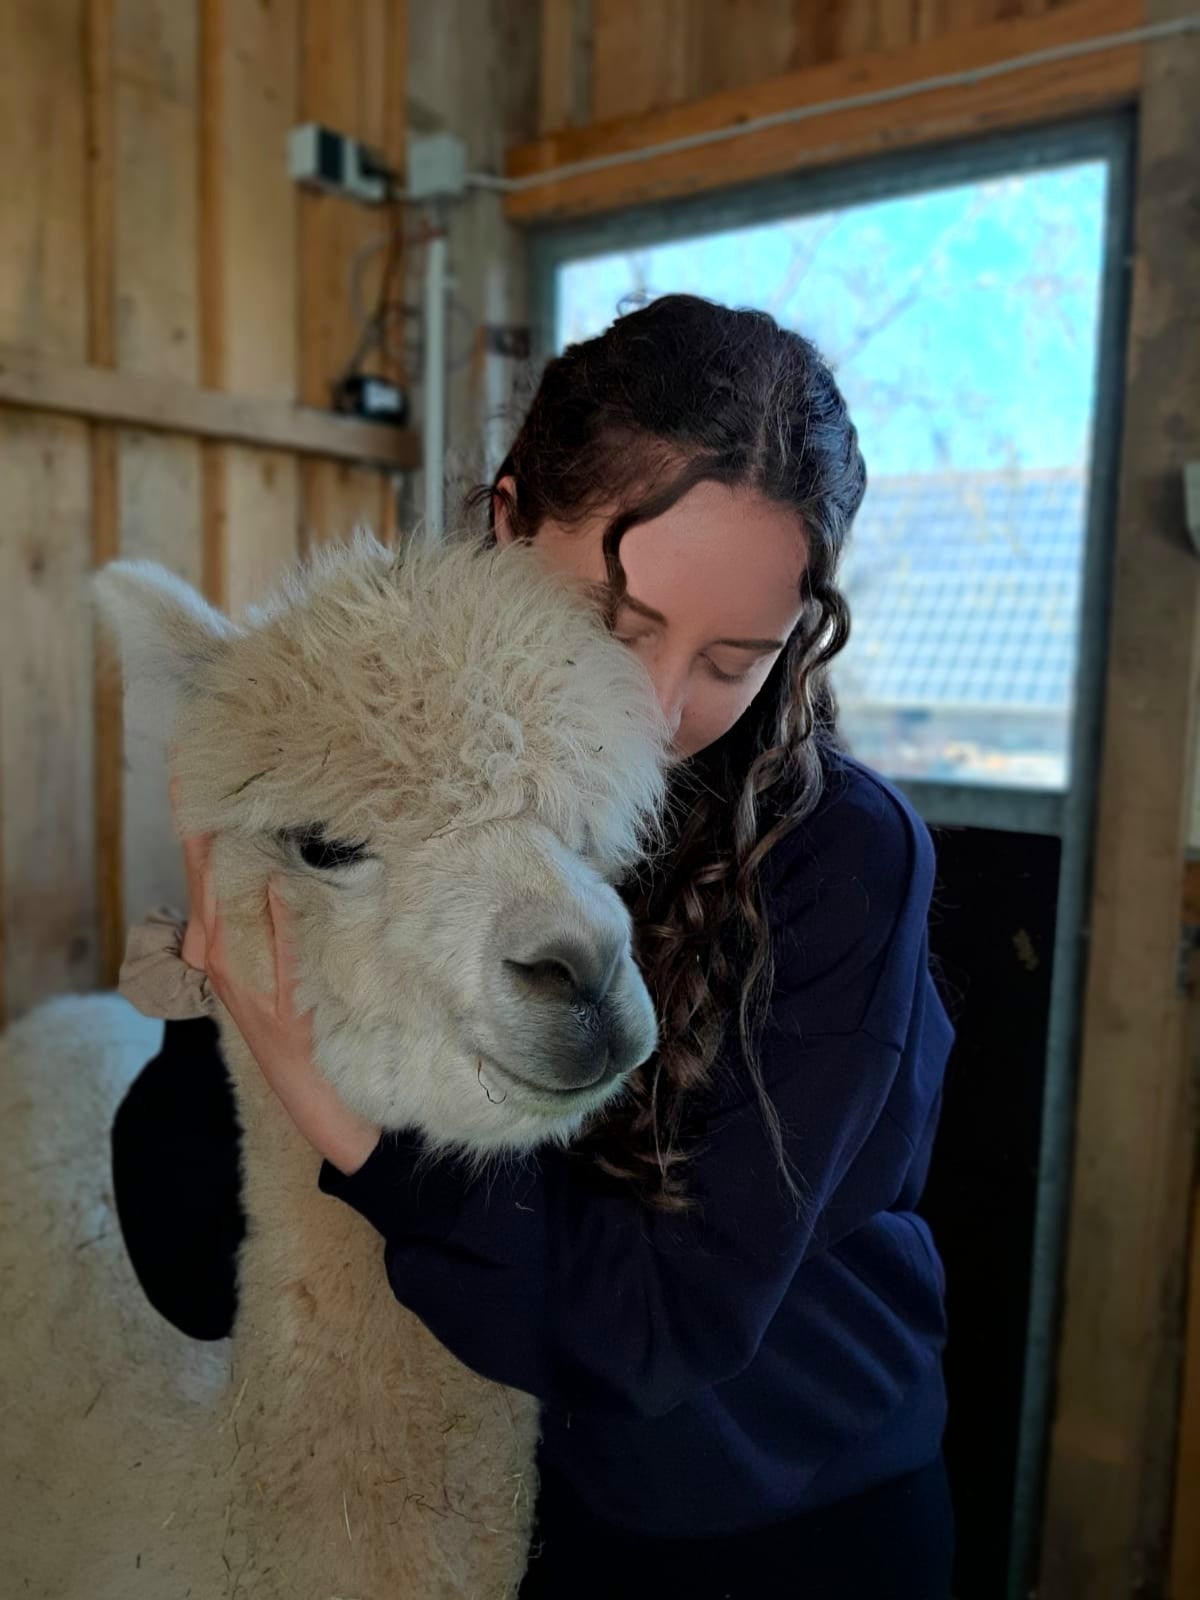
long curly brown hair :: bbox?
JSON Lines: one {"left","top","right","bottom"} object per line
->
{"left": 470, "top": 295, "right": 866, "bottom": 1211}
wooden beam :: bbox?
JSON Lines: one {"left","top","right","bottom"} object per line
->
{"left": 505, "top": 0, "right": 1144, "bottom": 221}
{"left": 1037, "top": 3, "right": 1200, "bottom": 1592}
{"left": 0, "top": 0, "right": 98, "bottom": 1024}
{"left": 1170, "top": 1183, "right": 1200, "bottom": 1597}
{"left": 198, "top": 0, "right": 229, "bottom": 611}
{"left": 0, "top": 344, "right": 420, "bottom": 469}
{"left": 85, "top": 0, "right": 123, "bottom": 986}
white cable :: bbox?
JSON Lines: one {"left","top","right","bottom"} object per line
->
{"left": 465, "top": 15, "right": 1200, "bottom": 197}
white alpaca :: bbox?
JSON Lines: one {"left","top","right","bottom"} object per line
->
{"left": 0, "top": 531, "right": 668, "bottom": 1597}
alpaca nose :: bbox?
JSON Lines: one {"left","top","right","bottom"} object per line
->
{"left": 491, "top": 912, "right": 656, "bottom": 1091}
{"left": 505, "top": 933, "right": 623, "bottom": 1011}
{"left": 503, "top": 932, "right": 627, "bottom": 1089}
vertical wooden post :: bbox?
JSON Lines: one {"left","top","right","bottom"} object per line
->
{"left": 1038, "top": 4, "right": 1200, "bottom": 1593}
{"left": 85, "top": 0, "right": 121, "bottom": 983}
{"left": 199, "top": 0, "right": 228, "bottom": 611}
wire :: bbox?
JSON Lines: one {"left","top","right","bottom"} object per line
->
{"left": 462, "top": 14, "right": 1200, "bottom": 197}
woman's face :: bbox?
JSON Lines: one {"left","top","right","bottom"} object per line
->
{"left": 498, "top": 479, "right": 808, "bottom": 760}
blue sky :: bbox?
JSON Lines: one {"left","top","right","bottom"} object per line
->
{"left": 557, "top": 162, "right": 1108, "bottom": 477}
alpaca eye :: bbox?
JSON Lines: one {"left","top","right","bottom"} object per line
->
{"left": 283, "top": 825, "right": 369, "bottom": 871}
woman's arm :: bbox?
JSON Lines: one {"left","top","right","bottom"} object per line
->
{"left": 180, "top": 761, "right": 944, "bottom": 1417}
{"left": 319, "top": 768, "right": 947, "bottom": 1419}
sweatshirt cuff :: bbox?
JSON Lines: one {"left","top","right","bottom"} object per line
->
{"left": 318, "top": 1131, "right": 470, "bottom": 1245}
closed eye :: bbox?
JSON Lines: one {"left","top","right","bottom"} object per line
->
{"left": 703, "top": 658, "right": 753, "bottom": 684}
{"left": 281, "top": 824, "right": 371, "bottom": 871}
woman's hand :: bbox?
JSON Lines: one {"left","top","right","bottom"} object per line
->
{"left": 175, "top": 785, "right": 380, "bottom": 1176}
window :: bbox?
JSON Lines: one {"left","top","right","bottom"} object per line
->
{"left": 551, "top": 161, "right": 1109, "bottom": 791}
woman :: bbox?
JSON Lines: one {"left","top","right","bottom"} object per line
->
{"left": 112, "top": 295, "right": 955, "bottom": 1598}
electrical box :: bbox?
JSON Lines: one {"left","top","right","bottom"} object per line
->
{"left": 288, "top": 124, "right": 388, "bottom": 204}
{"left": 333, "top": 375, "right": 408, "bottom": 426}
{"left": 407, "top": 132, "right": 468, "bottom": 201}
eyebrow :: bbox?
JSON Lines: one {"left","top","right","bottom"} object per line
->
{"left": 619, "top": 593, "right": 784, "bottom": 653}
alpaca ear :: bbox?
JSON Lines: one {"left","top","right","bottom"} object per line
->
{"left": 93, "top": 561, "right": 241, "bottom": 706}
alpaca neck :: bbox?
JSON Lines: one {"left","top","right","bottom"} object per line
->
{"left": 215, "top": 1016, "right": 371, "bottom": 1352}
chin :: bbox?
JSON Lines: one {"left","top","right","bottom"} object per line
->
{"left": 462, "top": 1054, "right": 626, "bottom": 1153}
{"left": 364, "top": 1044, "right": 629, "bottom": 1158}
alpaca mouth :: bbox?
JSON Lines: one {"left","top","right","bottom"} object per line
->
{"left": 475, "top": 1053, "right": 611, "bottom": 1110}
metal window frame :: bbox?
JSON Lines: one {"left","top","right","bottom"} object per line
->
{"left": 527, "top": 112, "right": 1135, "bottom": 1600}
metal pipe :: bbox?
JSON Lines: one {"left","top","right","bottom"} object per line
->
{"left": 423, "top": 229, "right": 448, "bottom": 540}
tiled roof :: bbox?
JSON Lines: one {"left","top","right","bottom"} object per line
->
{"left": 835, "top": 469, "right": 1086, "bottom": 714}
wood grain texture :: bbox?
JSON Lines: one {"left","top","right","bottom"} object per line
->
{"left": 105, "top": 0, "right": 206, "bottom": 974}
{"left": 0, "top": 414, "right": 99, "bottom": 1018}
{"left": 539, "top": 0, "right": 581, "bottom": 132}
{"left": 201, "top": 0, "right": 303, "bottom": 617}
{"left": 0, "top": 0, "right": 414, "bottom": 1015}
{"left": 0, "top": 345, "right": 420, "bottom": 467}
{"left": 87, "top": 0, "right": 123, "bottom": 983}
{"left": 117, "top": 431, "right": 202, "bottom": 922}
{"left": 298, "top": 0, "right": 409, "bottom": 554}
{"left": 1037, "top": 4, "right": 1200, "bottom": 1593}
{"left": 0, "top": 0, "right": 89, "bottom": 359}
{"left": 0, "top": 0, "right": 95, "bottom": 1022}
{"left": 506, "top": 0, "right": 1143, "bottom": 220}
{"left": 1170, "top": 1181, "right": 1200, "bottom": 1598}
{"left": 587, "top": 0, "right": 1084, "bottom": 110}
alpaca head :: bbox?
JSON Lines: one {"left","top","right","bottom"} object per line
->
{"left": 97, "top": 531, "right": 670, "bottom": 1154}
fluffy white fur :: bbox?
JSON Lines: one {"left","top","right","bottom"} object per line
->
{"left": 0, "top": 531, "right": 669, "bottom": 1597}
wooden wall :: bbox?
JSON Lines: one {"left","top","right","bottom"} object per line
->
{"left": 0, "top": 0, "right": 409, "bottom": 1025}
{"left": 541, "top": 0, "right": 1096, "bottom": 130}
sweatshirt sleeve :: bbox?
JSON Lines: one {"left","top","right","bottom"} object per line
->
{"left": 319, "top": 765, "right": 936, "bottom": 1419}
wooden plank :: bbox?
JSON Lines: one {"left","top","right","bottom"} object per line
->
{"left": 505, "top": 0, "right": 1144, "bottom": 221}
{"left": 702, "top": 0, "right": 805, "bottom": 96}
{"left": 591, "top": 0, "right": 689, "bottom": 121}
{"left": 1169, "top": 1184, "right": 1200, "bottom": 1597}
{"left": 113, "top": 0, "right": 199, "bottom": 381}
{"left": 112, "top": 0, "right": 203, "bottom": 933}
{"left": 86, "top": 0, "right": 123, "bottom": 985}
{"left": 0, "top": 0, "right": 89, "bottom": 359}
{"left": 201, "top": 0, "right": 304, "bottom": 617}
{"left": 0, "top": 344, "right": 420, "bottom": 466}
{"left": 224, "top": 447, "right": 301, "bottom": 622}
{"left": 0, "top": 413, "right": 99, "bottom": 1019}
{"left": 199, "top": 0, "right": 230, "bottom": 612}
{"left": 118, "top": 432, "right": 202, "bottom": 915}
{"left": 540, "top": 0, "right": 583, "bottom": 132}
{"left": 308, "top": 460, "right": 391, "bottom": 546}
{"left": 790, "top": 0, "right": 845, "bottom": 69}
{"left": 298, "top": 0, "right": 406, "bottom": 550}
{"left": 1037, "top": 3, "right": 1200, "bottom": 1592}
{"left": 0, "top": 0, "right": 95, "bottom": 1022}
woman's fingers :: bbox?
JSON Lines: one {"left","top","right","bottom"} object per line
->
{"left": 180, "top": 830, "right": 215, "bottom": 932}
{"left": 172, "top": 779, "right": 216, "bottom": 975}
{"left": 178, "top": 833, "right": 212, "bottom": 972}
{"left": 267, "top": 879, "right": 302, "bottom": 1019}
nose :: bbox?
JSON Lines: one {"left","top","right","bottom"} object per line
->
{"left": 505, "top": 930, "right": 623, "bottom": 1012}
{"left": 502, "top": 924, "right": 631, "bottom": 1089}
{"left": 484, "top": 895, "right": 657, "bottom": 1094}
{"left": 644, "top": 661, "right": 685, "bottom": 739}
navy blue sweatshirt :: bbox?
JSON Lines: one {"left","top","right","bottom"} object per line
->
{"left": 319, "top": 756, "right": 953, "bottom": 1538}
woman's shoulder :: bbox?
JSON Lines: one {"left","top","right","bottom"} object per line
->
{"left": 762, "top": 749, "right": 935, "bottom": 924}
